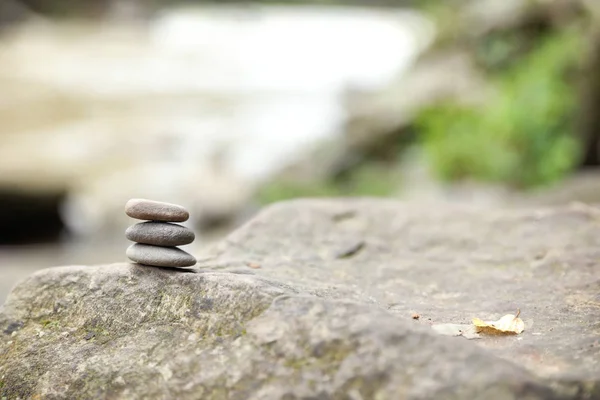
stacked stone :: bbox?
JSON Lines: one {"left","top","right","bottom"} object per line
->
{"left": 125, "top": 199, "right": 196, "bottom": 268}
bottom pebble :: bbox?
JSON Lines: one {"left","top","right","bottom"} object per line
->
{"left": 126, "top": 243, "right": 197, "bottom": 267}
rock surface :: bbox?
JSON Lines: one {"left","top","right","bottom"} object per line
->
{"left": 126, "top": 243, "right": 196, "bottom": 267}
{"left": 1, "top": 199, "right": 600, "bottom": 399}
{"left": 125, "top": 221, "right": 195, "bottom": 247}
{"left": 125, "top": 199, "right": 189, "bottom": 222}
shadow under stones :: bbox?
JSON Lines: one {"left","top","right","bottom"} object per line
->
{"left": 130, "top": 263, "right": 198, "bottom": 274}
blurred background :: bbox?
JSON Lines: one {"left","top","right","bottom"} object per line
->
{"left": 1, "top": 0, "right": 599, "bottom": 303}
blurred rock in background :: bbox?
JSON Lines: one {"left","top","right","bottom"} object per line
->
{"left": 261, "top": 0, "right": 600, "bottom": 209}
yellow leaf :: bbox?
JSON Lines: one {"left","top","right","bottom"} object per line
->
{"left": 472, "top": 310, "right": 525, "bottom": 335}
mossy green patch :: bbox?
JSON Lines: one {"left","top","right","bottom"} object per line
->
{"left": 41, "top": 320, "right": 61, "bottom": 330}
{"left": 280, "top": 338, "right": 354, "bottom": 377}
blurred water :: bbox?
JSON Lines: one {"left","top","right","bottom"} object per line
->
{"left": 0, "top": 5, "right": 432, "bottom": 180}
{"left": 0, "top": 4, "right": 433, "bottom": 303}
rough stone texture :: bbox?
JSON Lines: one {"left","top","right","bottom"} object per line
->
{"left": 126, "top": 221, "right": 195, "bottom": 247}
{"left": 126, "top": 243, "right": 196, "bottom": 267}
{"left": 1, "top": 199, "right": 600, "bottom": 399}
{"left": 125, "top": 199, "right": 189, "bottom": 222}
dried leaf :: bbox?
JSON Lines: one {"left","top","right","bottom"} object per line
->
{"left": 473, "top": 310, "right": 525, "bottom": 335}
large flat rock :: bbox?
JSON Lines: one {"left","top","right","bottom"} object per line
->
{"left": 1, "top": 199, "right": 599, "bottom": 399}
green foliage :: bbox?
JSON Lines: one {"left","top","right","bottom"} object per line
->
{"left": 256, "top": 163, "right": 401, "bottom": 204}
{"left": 417, "top": 28, "right": 583, "bottom": 189}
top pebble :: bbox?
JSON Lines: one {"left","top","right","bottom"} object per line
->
{"left": 125, "top": 198, "right": 190, "bottom": 222}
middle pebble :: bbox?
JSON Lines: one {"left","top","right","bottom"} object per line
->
{"left": 126, "top": 221, "right": 195, "bottom": 247}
